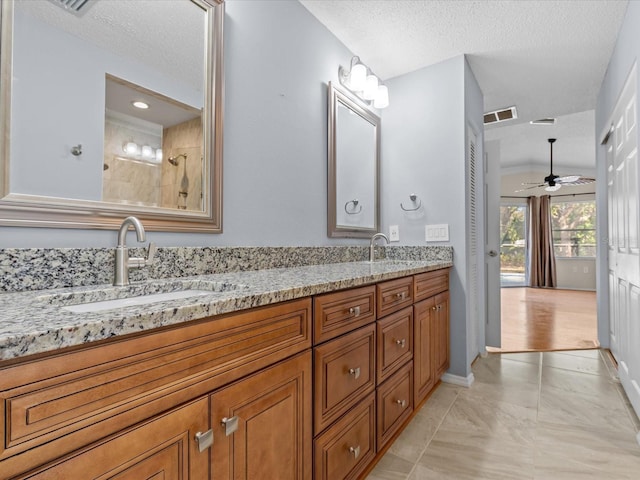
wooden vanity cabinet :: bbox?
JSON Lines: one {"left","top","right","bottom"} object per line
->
{"left": 413, "top": 270, "right": 450, "bottom": 406}
{"left": 0, "top": 299, "right": 311, "bottom": 480}
{"left": 1, "top": 267, "right": 450, "bottom": 480}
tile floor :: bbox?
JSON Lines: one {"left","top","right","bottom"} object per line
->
{"left": 366, "top": 349, "right": 640, "bottom": 480}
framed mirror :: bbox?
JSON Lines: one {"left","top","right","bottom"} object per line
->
{"left": 327, "top": 82, "right": 380, "bottom": 238}
{"left": 0, "top": 0, "right": 223, "bottom": 232}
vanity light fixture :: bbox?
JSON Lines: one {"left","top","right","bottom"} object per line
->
{"left": 132, "top": 100, "right": 149, "bottom": 109}
{"left": 120, "top": 141, "right": 162, "bottom": 164}
{"left": 338, "top": 56, "right": 389, "bottom": 108}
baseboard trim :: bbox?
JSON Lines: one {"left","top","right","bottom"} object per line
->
{"left": 441, "top": 372, "right": 475, "bottom": 388}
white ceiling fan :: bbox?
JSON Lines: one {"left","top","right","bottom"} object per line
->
{"left": 517, "top": 138, "right": 595, "bottom": 192}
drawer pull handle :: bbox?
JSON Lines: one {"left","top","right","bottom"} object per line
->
{"left": 395, "top": 292, "right": 406, "bottom": 300}
{"left": 348, "top": 367, "right": 361, "bottom": 379}
{"left": 349, "top": 306, "right": 361, "bottom": 317}
{"left": 396, "top": 399, "right": 407, "bottom": 408}
{"left": 221, "top": 416, "right": 239, "bottom": 436}
{"left": 395, "top": 338, "right": 406, "bottom": 348}
{"left": 349, "top": 445, "right": 361, "bottom": 459}
{"left": 195, "top": 429, "right": 214, "bottom": 452}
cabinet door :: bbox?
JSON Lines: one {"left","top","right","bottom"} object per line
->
{"left": 211, "top": 351, "right": 312, "bottom": 480}
{"left": 413, "top": 298, "right": 436, "bottom": 406}
{"left": 434, "top": 292, "right": 450, "bottom": 378}
{"left": 16, "top": 398, "right": 210, "bottom": 479}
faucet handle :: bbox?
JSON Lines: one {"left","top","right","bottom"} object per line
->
{"left": 145, "top": 242, "right": 156, "bottom": 266}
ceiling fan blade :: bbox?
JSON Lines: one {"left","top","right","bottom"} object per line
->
{"left": 556, "top": 175, "right": 581, "bottom": 183}
{"left": 514, "top": 184, "right": 546, "bottom": 193}
{"left": 558, "top": 176, "right": 596, "bottom": 185}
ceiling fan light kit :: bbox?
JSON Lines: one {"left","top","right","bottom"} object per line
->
{"left": 516, "top": 138, "right": 595, "bottom": 193}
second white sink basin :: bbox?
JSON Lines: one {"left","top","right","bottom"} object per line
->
{"left": 62, "top": 289, "right": 214, "bottom": 313}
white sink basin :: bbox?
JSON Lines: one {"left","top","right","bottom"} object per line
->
{"left": 62, "top": 289, "right": 214, "bottom": 313}
{"left": 37, "top": 279, "right": 249, "bottom": 313}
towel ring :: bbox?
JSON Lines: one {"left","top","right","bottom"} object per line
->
{"left": 400, "top": 194, "right": 421, "bottom": 212}
{"left": 345, "top": 199, "right": 363, "bottom": 214}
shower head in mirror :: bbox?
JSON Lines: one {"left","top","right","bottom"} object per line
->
{"left": 168, "top": 154, "right": 187, "bottom": 166}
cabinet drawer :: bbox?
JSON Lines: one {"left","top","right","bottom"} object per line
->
{"left": 313, "top": 324, "right": 376, "bottom": 433}
{"left": 0, "top": 298, "right": 311, "bottom": 473}
{"left": 377, "top": 362, "right": 413, "bottom": 450}
{"left": 414, "top": 268, "right": 449, "bottom": 302}
{"left": 377, "top": 277, "right": 413, "bottom": 318}
{"left": 314, "top": 286, "right": 376, "bottom": 344}
{"left": 314, "top": 393, "right": 376, "bottom": 480}
{"left": 377, "top": 306, "right": 413, "bottom": 384}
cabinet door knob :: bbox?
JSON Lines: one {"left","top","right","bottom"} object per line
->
{"left": 221, "top": 416, "right": 239, "bottom": 436}
{"left": 395, "top": 291, "right": 406, "bottom": 300}
{"left": 432, "top": 306, "right": 437, "bottom": 311}
{"left": 395, "top": 338, "right": 406, "bottom": 348}
{"left": 437, "top": 304, "right": 442, "bottom": 311}
{"left": 195, "top": 429, "right": 214, "bottom": 452}
{"left": 396, "top": 399, "right": 407, "bottom": 408}
{"left": 348, "top": 367, "right": 361, "bottom": 379}
{"left": 349, "top": 306, "right": 361, "bottom": 317}
{"left": 349, "top": 445, "right": 361, "bottom": 459}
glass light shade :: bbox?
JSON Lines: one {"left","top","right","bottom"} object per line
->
{"left": 373, "top": 85, "right": 389, "bottom": 109}
{"left": 132, "top": 100, "right": 149, "bottom": 109}
{"left": 545, "top": 184, "right": 562, "bottom": 192}
{"left": 141, "top": 145, "right": 154, "bottom": 159}
{"left": 363, "top": 75, "right": 379, "bottom": 100}
{"left": 349, "top": 63, "right": 367, "bottom": 91}
{"left": 123, "top": 141, "right": 139, "bottom": 155}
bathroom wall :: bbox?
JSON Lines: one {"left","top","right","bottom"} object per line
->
{"left": 381, "top": 55, "right": 485, "bottom": 378}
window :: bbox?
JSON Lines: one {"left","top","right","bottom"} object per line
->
{"left": 500, "top": 204, "right": 527, "bottom": 286}
{"left": 550, "top": 199, "right": 596, "bottom": 257}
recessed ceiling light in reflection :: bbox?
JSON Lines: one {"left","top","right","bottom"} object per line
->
{"left": 132, "top": 101, "right": 149, "bottom": 109}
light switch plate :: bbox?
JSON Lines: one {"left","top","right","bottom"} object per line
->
{"left": 425, "top": 224, "right": 449, "bottom": 242}
{"left": 389, "top": 225, "right": 400, "bottom": 242}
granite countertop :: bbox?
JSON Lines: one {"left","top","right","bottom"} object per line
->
{"left": 0, "top": 260, "right": 451, "bottom": 362}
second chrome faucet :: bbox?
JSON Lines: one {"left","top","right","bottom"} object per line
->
{"left": 113, "top": 216, "right": 156, "bottom": 286}
{"left": 369, "top": 232, "right": 389, "bottom": 262}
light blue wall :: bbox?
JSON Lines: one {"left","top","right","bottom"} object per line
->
{"left": 381, "top": 55, "right": 481, "bottom": 378}
{"left": 595, "top": 0, "right": 638, "bottom": 348}
{"left": 0, "top": 0, "right": 358, "bottom": 248}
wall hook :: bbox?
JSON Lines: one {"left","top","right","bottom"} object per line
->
{"left": 400, "top": 194, "right": 421, "bottom": 211}
{"left": 70, "top": 144, "right": 82, "bottom": 156}
{"left": 344, "top": 199, "right": 363, "bottom": 215}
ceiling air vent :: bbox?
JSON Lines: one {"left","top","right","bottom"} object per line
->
{"left": 483, "top": 106, "right": 518, "bottom": 125}
{"left": 48, "top": 0, "right": 93, "bottom": 15}
{"left": 530, "top": 118, "right": 557, "bottom": 125}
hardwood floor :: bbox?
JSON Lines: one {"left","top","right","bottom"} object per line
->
{"left": 489, "top": 287, "right": 598, "bottom": 352}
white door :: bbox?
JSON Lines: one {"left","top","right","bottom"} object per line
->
{"left": 607, "top": 65, "right": 640, "bottom": 415}
{"left": 484, "top": 140, "right": 501, "bottom": 348}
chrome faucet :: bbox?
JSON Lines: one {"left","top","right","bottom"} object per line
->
{"left": 369, "top": 232, "right": 389, "bottom": 262}
{"left": 113, "top": 216, "right": 156, "bottom": 286}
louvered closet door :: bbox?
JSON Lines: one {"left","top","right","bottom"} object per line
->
{"left": 608, "top": 65, "right": 640, "bottom": 415}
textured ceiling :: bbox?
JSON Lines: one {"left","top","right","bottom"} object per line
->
{"left": 300, "top": 0, "right": 629, "bottom": 169}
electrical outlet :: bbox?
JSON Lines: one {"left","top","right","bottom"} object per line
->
{"left": 389, "top": 225, "right": 400, "bottom": 242}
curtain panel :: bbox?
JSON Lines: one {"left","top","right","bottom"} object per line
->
{"left": 527, "top": 195, "right": 557, "bottom": 287}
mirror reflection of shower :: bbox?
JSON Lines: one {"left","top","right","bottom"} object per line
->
{"left": 168, "top": 154, "right": 189, "bottom": 209}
